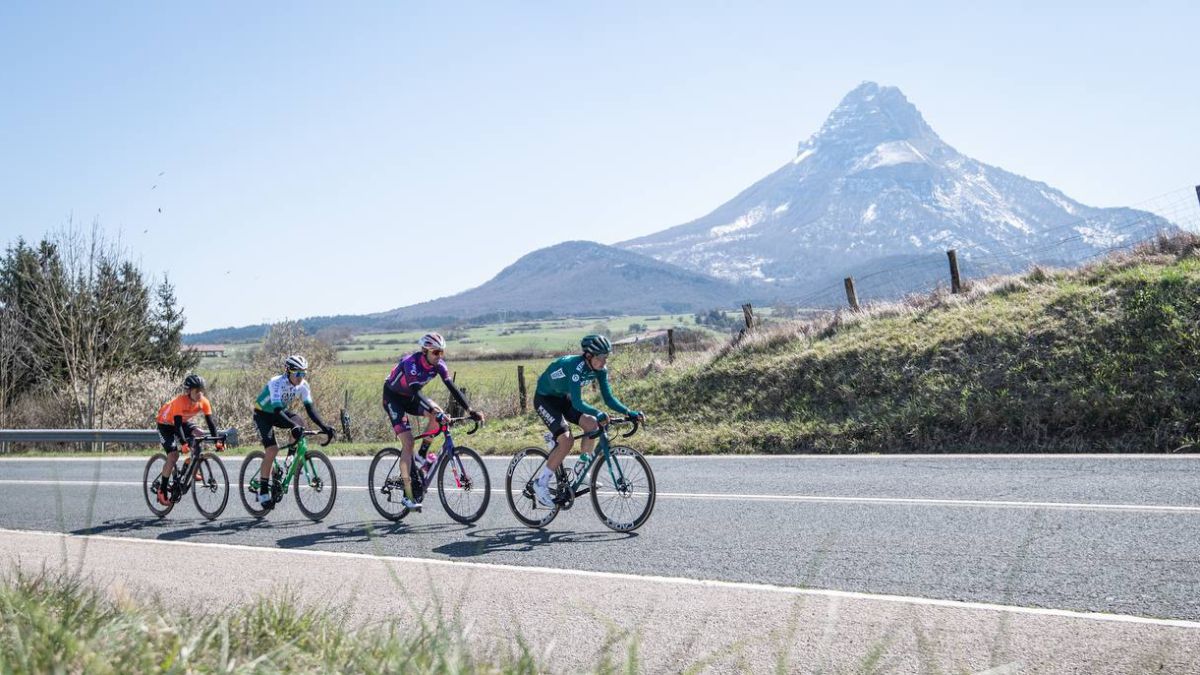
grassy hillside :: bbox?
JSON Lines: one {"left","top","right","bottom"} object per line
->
{"left": 622, "top": 236, "right": 1200, "bottom": 453}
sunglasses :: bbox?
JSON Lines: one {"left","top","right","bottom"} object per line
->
{"left": 290, "top": 370, "right": 307, "bottom": 378}
{"left": 429, "top": 350, "right": 444, "bottom": 356}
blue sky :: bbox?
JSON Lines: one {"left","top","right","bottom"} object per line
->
{"left": 1, "top": 1, "right": 1197, "bottom": 331}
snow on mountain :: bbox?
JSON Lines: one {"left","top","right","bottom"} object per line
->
{"left": 620, "top": 82, "right": 1176, "bottom": 289}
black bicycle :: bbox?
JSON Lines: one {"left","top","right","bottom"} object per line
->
{"left": 368, "top": 415, "right": 491, "bottom": 524}
{"left": 143, "top": 433, "right": 230, "bottom": 520}
{"left": 238, "top": 430, "right": 338, "bottom": 521}
{"left": 506, "top": 417, "right": 655, "bottom": 532}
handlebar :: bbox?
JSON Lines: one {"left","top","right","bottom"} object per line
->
{"left": 584, "top": 416, "right": 641, "bottom": 440}
{"left": 415, "top": 415, "right": 481, "bottom": 439}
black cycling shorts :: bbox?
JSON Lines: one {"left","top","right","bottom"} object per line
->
{"left": 533, "top": 393, "right": 583, "bottom": 439}
{"left": 253, "top": 409, "right": 303, "bottom": 448}
{"left": 156, "top": 422, "right": 198, "bottom": 452}
{"left": 382, "top": 386, "right": 428, "bottom": 434}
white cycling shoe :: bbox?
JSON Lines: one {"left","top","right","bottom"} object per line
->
{"left": 401, "top": 496, "right": 422, "bottom": 512}
{"left": 532, "top": 477, "right": 555, "bottom": 508}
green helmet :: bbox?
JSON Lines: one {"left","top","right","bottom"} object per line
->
{"left": 581, "top": 334, "right": 612, "bottom": 356}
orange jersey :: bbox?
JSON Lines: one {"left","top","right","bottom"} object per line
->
{"left": 156, "top": 393, "right": 213, "bottom": 425}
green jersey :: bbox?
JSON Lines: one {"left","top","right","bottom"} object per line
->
{"left": 535, "top": 354, "right": 631, "bottom": 420}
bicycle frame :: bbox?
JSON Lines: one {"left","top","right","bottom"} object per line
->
{"left": 249, "top": 435, "right": 320, "bottom": 493}
{"left": 560, "top": 420, "right": 637, "bottom": 498}
{"left": 411, "top": 417, "right": 478, "bottom": 489}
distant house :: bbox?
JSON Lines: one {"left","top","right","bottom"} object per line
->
{"left": 186, "top": 344, "right": 227, "bottom": 358}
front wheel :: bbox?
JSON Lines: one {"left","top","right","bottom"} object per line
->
{"left": 590, "top": 445, "right": 656, "bottom": 532}
{"left": 438, "top": 446, "right": 490, "bottom": 524}
{"left": 294, "top": 450, "right": 337, "bottom": 521}
{"left": 142, "top": 453, "right": 174, "bottom": 518}
{"left": 505, "top": 447, "right": 559, "bottom": 528}
{"left": 191, "top": 452, "right": 229, "bottom": 520}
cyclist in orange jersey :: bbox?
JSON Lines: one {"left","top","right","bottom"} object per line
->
{"left": 154, "top": 374, "right": 224, "bottom": 505}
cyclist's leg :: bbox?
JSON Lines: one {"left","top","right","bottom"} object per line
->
{"left": 155, "top": 424, "right": 179, "bottom": 478}
{"left": 384, "top": 389, "right": 418, "bottom": 500}
{"left": 577, "top": 414, "right": 599, "bottom": 458}
{"left": 535, "top": 395, "right": 575, "bottom": 472}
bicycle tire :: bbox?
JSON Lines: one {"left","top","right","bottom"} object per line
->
{"left": 294, "top": 449, "right": 337, "bottom": 521}
{"left": 191, "top": 452, "right": 229, "bottom": 520}
{"left": 505, "top": 447, "right": 559, "bottom": 528}
{"left": 238, "top": 450, "right": 273, "bottom": 518}
{"left": 142, "top": 453, "right": 174, "bottom": 518}
{"left": 590, "top": 445, "right": 656, "bottom": 532}
{"left": 438, "top": 445, "right": 490, "bottom": 524}
{"left": 368, "top": 447, "right": 412, "bottom": 521}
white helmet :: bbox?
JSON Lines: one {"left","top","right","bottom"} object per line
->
{"left": 418, "top": 332, "right": 446, "bottom": 351}
{"left": 284, "top": 354, "right": 308, "bottom": 372}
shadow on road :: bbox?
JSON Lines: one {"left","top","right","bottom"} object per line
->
{"left": 156, "top": 517, "right": 288, "bottom": 541}
{"left": 71, "top": 517, "right": 174, "bottom": 536}
{"left": 274, "top": 520, "right": 471, "bottom": 549}
{"left": 432, "top": 527, "right": 636, "bottom": 558}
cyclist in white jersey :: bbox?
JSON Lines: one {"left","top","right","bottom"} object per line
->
{"left": 251, "top": 354, "right": 335, "bottom": 508}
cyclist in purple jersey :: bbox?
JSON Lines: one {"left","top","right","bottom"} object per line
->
{"left": 381, "top": 332, "right": 483, "bottom": 511}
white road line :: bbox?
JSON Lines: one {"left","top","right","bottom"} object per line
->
{"left": 3, "top": 526, "right": 1198, "bottom": 630}
{"left": 2, "top": 480, "right": 1198, "bottom": 513}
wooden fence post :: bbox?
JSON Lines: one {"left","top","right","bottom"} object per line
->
{"left": 947, "top": 249, "right": 963, "bottom": 294}
{"left": 667, "top": 328, "right": 676, "bottom": 364}
{"left": 844, "top": 277, "right": 860, "bottom": 311}
{"left": 741, "top": 303, "right": 755, "bottom": 331}
{"left": 517, "top": 365, "right": 527, "bottom": 413}
{"left": 340, "top": 389, "right": 353, "bottom": 442}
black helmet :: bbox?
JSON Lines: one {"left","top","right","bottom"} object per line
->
{"left": 183, "top": 374, "right": 206, "bottom": 390}
{"left": 581, "top": 334, "right": 612, "bottom": 356}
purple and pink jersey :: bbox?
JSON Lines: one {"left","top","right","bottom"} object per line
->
{"left": 385, "top": 352, "right": 451, "bottom": 396}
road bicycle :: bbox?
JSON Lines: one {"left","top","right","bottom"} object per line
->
{"left": 368, "top": 415, "right": 491, "bottom": 524}
{"left": 239, "top": 430, "right": 337, "bottom": 521}
{"left": 143, "top": 433, "right": 229, "bottom": 520}
{"left": 506, "top": 417, "right": 655, "bottom": 532}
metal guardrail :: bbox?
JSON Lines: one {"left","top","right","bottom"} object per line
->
{"left": 0, "top": 428, "right": 240, "bottom": 448}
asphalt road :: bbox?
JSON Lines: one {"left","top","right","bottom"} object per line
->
{"left": 2, "top": 454, "right": 1199, "bottom": 622}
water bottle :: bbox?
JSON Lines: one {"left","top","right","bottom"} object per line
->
{"left": 573, "top": 453, "right": 591, "bottom": 480}
{"left": 542, "top": 432, "right": 555, "bottom": 450}
{"left": 423, "top": 452, "right": 438, "bottom": 476}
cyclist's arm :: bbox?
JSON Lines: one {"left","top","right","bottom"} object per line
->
{"left": 171, "top": 415, "right": 189, "bottom": 446}
{"left": 439, "top": 372, "right": 471, "bottom": 412}
{"left": 568, "top": 375, "right": 605, "bottom": 420}
{"left": 596, "top": 369, "right": 633, "bottom": 417}
{"left": 203, "top": 414, "right": 218, "bottom": 437}
{"left": 302, "top": 401, "right": 331, "bottom": 431}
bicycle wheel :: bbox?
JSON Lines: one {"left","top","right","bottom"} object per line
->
{"left": 438, "top": 446, "right": 491, "bottom": 524}
{"left": 142, "top": 453, "right": 174, "bottom": 518}
{"left": 505, "top": 447, "right": 559, "bottom": 528}
{"left": 368, "top": 447, "right": 412, "bottom": 521}
{"left": 590, "top": 445, "right": 656, "bottom": 532}
{"left": 294, "top": 450, "right": 337, "bottom": 521}
{"left": 191, "top": 452, "right": 229, "bottom": 520}
{"left": 238, "top": 450, "right": 273, "bottom": 519}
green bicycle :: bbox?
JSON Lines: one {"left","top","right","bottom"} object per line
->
{"left": 238, "top": 430, "right": 337, "bottom": 521}
{"left": 505, "top": 417, "right": 656, "bottom": 532}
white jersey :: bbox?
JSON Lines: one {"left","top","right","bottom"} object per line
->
{"left": 254, "top": 375, "right": 313, "bottom": 413}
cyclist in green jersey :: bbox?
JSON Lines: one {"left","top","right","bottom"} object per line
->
{"left": 251, "top": 354, "right": 335, "bottom": 509}
{"left": 531, "top": 334, "right": 645, "bottom": 507}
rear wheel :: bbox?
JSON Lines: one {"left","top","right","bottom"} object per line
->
{"left": 590, "top": 445, "right": 655, "bottom": 532}
{"left": 238, "top": 451, "right": 274, "bottom": 519}
{"left": 438, "top": 446, "right": 490, "bottom": 524}
{"left": 505, "top": 447, "right": 559, "bottom": 528}
{"left": 142, "top": 453, "right": 174, "bottom": 518}
{"left": 294, "top": 450, "right": 337, "bottom": 521}
{"left": 191, "top": 452, "right": 229, "bottom": 520}
{"left": 368, "top": 447, "right": 412, "bottom": 521}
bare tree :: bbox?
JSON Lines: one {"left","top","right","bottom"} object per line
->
{"left": 16, "top": 223, "right": 156, "bottom": 428}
